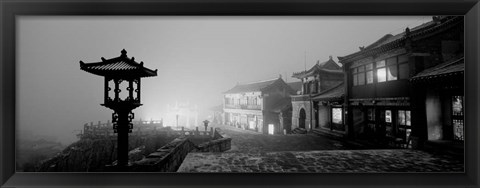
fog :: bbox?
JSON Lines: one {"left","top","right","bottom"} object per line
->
{"left": 16, "top": 16, "right": 431, "bottom": 144}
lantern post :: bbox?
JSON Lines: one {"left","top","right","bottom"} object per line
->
{"left": 80, "top": 49, "right": 157, "bottom": 168}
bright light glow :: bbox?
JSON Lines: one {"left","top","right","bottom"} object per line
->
{"left": 268, "top": 124, "right": 274, "bottom": 135}
{"left": 164, "top": 101, "right": 199, "bottom": 129}
{"left": 377, "top": 68, "right": 387, "bottom": 82}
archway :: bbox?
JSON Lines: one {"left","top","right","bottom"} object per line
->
{"left": 299, "top": 108, "right": 306, "bottom": 129}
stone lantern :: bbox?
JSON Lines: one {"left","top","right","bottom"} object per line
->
{"left": 79, "top": 49, "right": 157, "bottom": 168}
{"left": 203, "top": 120, "right": 210, "bottom": 132}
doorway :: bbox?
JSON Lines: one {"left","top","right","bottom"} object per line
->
{"left": 299, "top": 108, "right": 306, "bottom": 129}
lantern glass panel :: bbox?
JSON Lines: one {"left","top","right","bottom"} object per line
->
{"left": 118, "top": 80, "right": 130, "bottom": 101}
{"left": 107, "top": 79, "right": 115, "bottom": 101}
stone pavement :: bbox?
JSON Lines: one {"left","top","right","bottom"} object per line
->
{"left": 178, "top": 124, "right": 464, "bottom": 173}
{"left": 212, "top": 124, "right": 375, "bottom": 154}
{"left": 177, "top": 149, "right": 464, "bottom": 173}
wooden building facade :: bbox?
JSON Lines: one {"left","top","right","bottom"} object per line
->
{"left": 223, "top": 77, "right": 296, "bottom": 134}
{"left": 291, "top": 57, "right": 344, "bottom": 131}
{"left": 338, "top": 16, "right": 464, "bottom": 148}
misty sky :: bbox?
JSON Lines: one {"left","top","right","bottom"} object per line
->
{"left": 16, "top": 16, "right": 432, "bottom": 144}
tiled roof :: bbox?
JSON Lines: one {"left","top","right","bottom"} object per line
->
{"left": 287, "top": 81, "right": 303, "bottom": 92}
{"left": 224, "top": 78, "right": 280, "bottom": 94}
{"left": 338, "top": 16, "right": 462, "bottom": 63}
{"left": 80, "top": 49, "right": 157, "bottom": 78}
{"left": 292, "top": 57, "right": 343, "bottom": 79}
{"left": 312, "top": 82, "right": 344, "bottom": 101}
{"left": 410, "top": 56, "right": 464, "bottom": 81}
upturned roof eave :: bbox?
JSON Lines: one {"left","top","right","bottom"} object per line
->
{"left": 80, "top": 67, "right": 157, "bottom": 78}
{"left": 338, "top": 16, "right": 462, "bottom": 65}
{"left": 79, "top": 52, "right": 157, "bottom": 78}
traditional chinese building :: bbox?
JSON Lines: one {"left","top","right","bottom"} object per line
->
{"left": 338, "top": 16, "right": 464, "bottom": 148}
{"left": 290, "top": 56, "right": 344, "bottom": 131}
{"left": 223, "top": 77, "right": 296, "bottom": 134}
{"left": 311, "top": 82, "right": 346, "bottom": 137}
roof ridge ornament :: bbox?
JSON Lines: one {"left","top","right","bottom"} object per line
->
{"left": 121, "top": 49, "right": 127, "bottom": 57}
{"left": 101, "top": 57, "right": 106, "bottom": 62}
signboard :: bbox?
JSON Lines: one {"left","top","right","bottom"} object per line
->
{"left": 332, "top": 108, "right": 343, "bottom": 124}
{"left": 385, "top": 110, "right": 392, "bottom": 123}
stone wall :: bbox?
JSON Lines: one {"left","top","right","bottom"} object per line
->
{"left": 38, "top": 128, "right": 231, "bottom": 172}
{"left": 37, "top": 135, "right": 177, "bottom": 172}
{"left": 130, "top": 138, "right": 198, "bottom": 172}
{"left": 195, "top": 138, "right": 231, "bottom": 152}
{"left": 129, "top": 128, "right": 231, "bottom": 172}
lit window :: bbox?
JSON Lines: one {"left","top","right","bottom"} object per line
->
{"left": 366, "top": 63, "right": 373, "bottom": 70}
{"left": 366, "top": 71, "right": 374, "bottom": 84}
{"left": 376, "top": 60, "right": 385, "bottom": 68}
{"left": 386, "top": 57, "right": 397, "bottom": 66}
{"left": 406, "top": 110, "right": 411, "bottom": 126}
{"left": 332, "top": 108, "right": 343, "bottom": 124}
{"left": 358, "top": 72, "right": 365, "bottom": 85}
{"left": 387, "top": 65, "right": 398, "bottom": 81}
{"left": 398, "top": 110, "right": 412, "bottom": 143}
{"left": 353, "top": 65, "right": 366, "bottom": 86}
{"left": 377, "top": 68, "right": 387, "bottom": 82}
{"left": 367, "top": 108, "right": 375, "bottom": 121}
{"left": 398, "top": 110, "right": 411, "bottom": 126}
{"left": 358, "top": 65, "right": 365, "bottom": 72}
{"left": 386, "top": 57, "right": 398, "bottom": 81}
{"left": 452, "top": 96, "right": 464, "bottom": 141}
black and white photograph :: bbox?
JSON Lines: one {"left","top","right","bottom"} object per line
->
{"left": 15, "top": 16, "right": 464, "bottom": 173}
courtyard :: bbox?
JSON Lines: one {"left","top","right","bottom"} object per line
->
{"left": 177, "top": 124, "right": 464, "bottom": 173}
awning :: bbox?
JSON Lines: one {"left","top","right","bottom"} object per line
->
{"left": 410, "top": 56, "right": 464, "bottom": 82}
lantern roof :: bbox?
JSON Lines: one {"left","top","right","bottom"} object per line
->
{"left": 79, "top": 49, "right": 157, "bottom": 78}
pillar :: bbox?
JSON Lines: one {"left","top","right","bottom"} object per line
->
{"left": 116, "top": 110, "right": 130, "bottom": 167}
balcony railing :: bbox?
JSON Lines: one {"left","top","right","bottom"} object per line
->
{"left": 225, "top": 104, "right": 261, "bottom": 110}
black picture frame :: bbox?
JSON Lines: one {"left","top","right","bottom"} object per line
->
{"left": 1, "top": 0, "right": 479, "bottom": 187}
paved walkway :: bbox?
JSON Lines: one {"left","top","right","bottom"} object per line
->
{"left": 178, "top": 124, "right": 464, "bottom": 173}
{"left": 178, "top": 149, "right": 464, "bottom": 173}
{"left": 212, "top": 124, "right": 374, "bottom": 153}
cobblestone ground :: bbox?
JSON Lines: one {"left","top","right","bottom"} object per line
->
{"left": 213, "top": 124, "right": 373, "bottom": 153}
{"left": 177, "top": 149, "right": 464, "bottom": 172}
{"left": 177, "top": 124, "right": 464, "bottom": 173}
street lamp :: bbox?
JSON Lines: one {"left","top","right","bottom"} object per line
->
{"left": 80, "top": 49, "right": 157, "bottom": 168}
